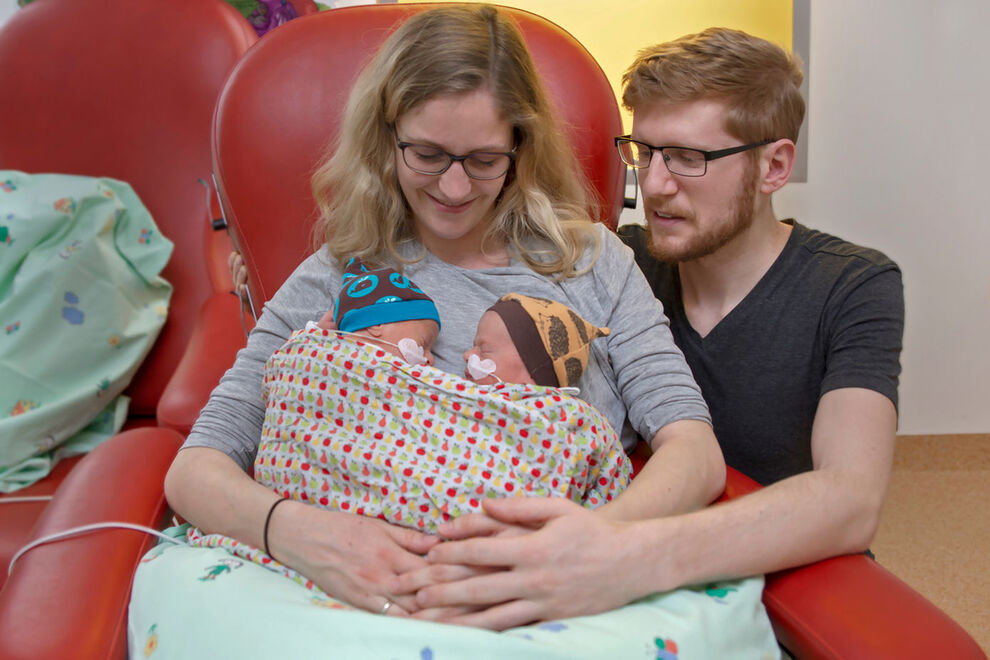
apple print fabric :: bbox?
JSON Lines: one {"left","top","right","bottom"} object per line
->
{"left": 185, "top": 326, "right": 629, "bottom": 592}
{"left": 256, "top": 326, "right": 630, "bottom": 531}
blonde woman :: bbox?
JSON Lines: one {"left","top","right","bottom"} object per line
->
{"left": 131, "top": 7, "right": 775, "bottom": 659}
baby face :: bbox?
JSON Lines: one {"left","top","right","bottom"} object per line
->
{"left": 463, "top": 310, "right": 535, "bottom": 385}
{"left": 376, "top": 318, "right": 440, "bottom": 366}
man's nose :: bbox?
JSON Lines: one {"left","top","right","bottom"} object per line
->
{"left": 639, "top": 153, "right": 679, "bottom": 197}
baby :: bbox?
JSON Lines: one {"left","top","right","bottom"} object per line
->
{"left": 463, "top": 292, "right": 610, "bottom": 390}
{"left": 253, "top": 260, "right": 629, "bottom": 536}
{"left": 309, "top": 257, "right": 441, "bottom": 367}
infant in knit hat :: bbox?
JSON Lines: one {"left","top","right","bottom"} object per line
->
{"left": 464, "top": 293, "right": 610, "bottom": 390}
{"left": 310, "top": 257, "right": 441, "bottom": 366}
{"left": 315, "top": 262, "right": 609, "bottom": 390}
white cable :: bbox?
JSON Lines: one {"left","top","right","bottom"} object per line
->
{"left": 7, "top": 521, "right": 186, "bottom": 577}
{"left": 0, "top": 495, "right": 54, "bottom": 503}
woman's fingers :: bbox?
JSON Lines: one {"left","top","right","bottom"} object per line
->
{"left": 378, "top": 592, "right": 417, "bottom": 615}
{"left": 227, "top": 250, "right": 248, "bottom": 296}
{"left": 279, "top": 509, "right": 434, "bottom": 614}
{"left": 384, "top": 521, "right": 441, "bottom": 563}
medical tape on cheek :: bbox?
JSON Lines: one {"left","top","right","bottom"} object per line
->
{"left": 310, "top": 326, "right": 429, "bottom": 366}
{"left": 396, "top": 337, "right": 428, "bottom": 365}
{"left": 466, "top": 353, "right": 498, "bottom": 380}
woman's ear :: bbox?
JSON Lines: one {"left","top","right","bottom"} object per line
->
{"left": 760, "top": 139, "right": 796, "bottom": 194}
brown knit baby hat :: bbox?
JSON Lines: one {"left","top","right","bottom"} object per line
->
{"left": 486, "top": 293, "right": 610, "bottom": 387}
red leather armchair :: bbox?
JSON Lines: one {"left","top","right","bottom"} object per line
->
{"left": 0, "top": 0, "right": 256, "bottom": 657}
{"left": 1, "top": 4, "right": 982, "bottom": 659}
{"left": 176, "top": 6, "right": 986, "bottom": 657}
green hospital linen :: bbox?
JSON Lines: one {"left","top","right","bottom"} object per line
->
{"left": 130, "top": 526, "right": 780, "bottom": 659}
{"left": 0, "top": 171, "right": 173, "bottom": 491}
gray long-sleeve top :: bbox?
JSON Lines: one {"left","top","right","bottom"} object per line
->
{"left": 184, "top": 224, "right": 710, "bottom": 471}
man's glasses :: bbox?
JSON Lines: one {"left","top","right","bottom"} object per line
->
{"left": 614, "top": 136, "right": 776, "bottom": 177}
{"left": 396, "top": 138, "right": 516, "bottom": 181}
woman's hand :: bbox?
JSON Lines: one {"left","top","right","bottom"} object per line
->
{"left": 389, "top": 512, "right": 524, "bottom": 622}
{"left": 267, "top": 500, "right": 441, "bottom": 616}
{"left": 227, "top": 250, "right": 248, "bottom": 298}
{"left": 395, "top": 497, "right": 651, "bottom": 630}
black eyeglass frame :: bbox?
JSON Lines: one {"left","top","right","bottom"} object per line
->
{"left": 395, "top": 137, "right": 517, "bottom": 181}
{"left": 614, "top": 136, "right": 777, "bottom": 177}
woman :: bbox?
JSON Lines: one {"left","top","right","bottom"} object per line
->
{"left": 135, "top": 6, "right": 768, "bottom": 657}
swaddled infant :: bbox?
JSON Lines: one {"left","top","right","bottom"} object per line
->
{"left": 255, "top": 258, "right": 629, "bottom": 532}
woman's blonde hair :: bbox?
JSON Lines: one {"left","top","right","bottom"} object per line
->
{"left": 311, "top": 4, "right": 597, "bottom": 277}
{"left": 622, "top": 27, "right": 805, "bottom": 145}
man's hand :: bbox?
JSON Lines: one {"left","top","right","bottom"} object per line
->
{"left": 393, "top": 497, "right": 649, "bottom": 630}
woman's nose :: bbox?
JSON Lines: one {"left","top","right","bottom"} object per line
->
{"left": 438, "top": 161, "right": 472, "bottom": 200}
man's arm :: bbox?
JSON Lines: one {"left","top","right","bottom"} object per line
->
{"left": 401, "top": 386, "right": 894, "bottom": 629}
{"left": 647, "top": 387, "right": 896, "bottom": 584}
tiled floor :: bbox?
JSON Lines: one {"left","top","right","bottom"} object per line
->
{"left": 871, "top": 434, "right": 990, "bottom": 653}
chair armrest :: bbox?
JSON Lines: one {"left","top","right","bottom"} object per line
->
{"left": 0, "top": 427, "right": 183, "bottom": 660}
{"left": 156, "top": 291, "right": 247, "bottom": 435}
{"left": 721, "top": 468, "right": 985, "bottom": 659}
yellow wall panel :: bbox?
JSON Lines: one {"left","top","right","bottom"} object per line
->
{"left": 396, "top": 0, "right": 793, "bottom": 130}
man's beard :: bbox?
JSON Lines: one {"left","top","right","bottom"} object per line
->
{"left": 646, "top": 160, "right": 758, "bottom": 264}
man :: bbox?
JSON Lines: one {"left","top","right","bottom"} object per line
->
{"left": 397, "top": 27, "right": 904, "bottom": 631}
{"left": 615, "top": 27, "right": 903, "bottom": 488}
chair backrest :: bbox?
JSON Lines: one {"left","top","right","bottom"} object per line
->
{"left": 0, "top": 0, "right": 257, "bottom": 415}
{"left": 213, "top": 3, "right": 625, "bottom": 314}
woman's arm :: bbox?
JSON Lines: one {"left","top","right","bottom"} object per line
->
{"left": 597, "top": 418, "right": 724, "bottom": 521}
{"left": 173, "top": 253, "right": 442, "bottom": 613}
{"left": 166, "top": 446, "right": 440, "bottom": 614}
{"left": 592, "top": 229, "right": 724, "bottom": 518}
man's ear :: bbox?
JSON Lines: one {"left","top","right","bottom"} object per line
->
{"left": 760, "top": 139, "right": 796, "bottom": 194}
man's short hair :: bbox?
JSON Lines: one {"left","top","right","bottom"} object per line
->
{"left": 622, "top": 27, "right": 805, "bottom": 144}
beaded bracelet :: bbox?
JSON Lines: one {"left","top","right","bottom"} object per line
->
{"left": 263, "top": 497, "right": 290, "bottom": 560}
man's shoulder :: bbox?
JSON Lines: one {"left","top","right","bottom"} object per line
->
{"left": 790, "top": 221, "right": 900, "bottom": 274}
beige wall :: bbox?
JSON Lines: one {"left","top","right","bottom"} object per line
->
{"left": 776, "top": 0, "right": 989, "bottom": 433}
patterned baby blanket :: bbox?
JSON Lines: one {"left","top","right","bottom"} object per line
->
{"left": 256, "top": 326, "right": 630, "bottom": 531}
{"left": 158, "top": 331, "right": 777, "bottom": 659}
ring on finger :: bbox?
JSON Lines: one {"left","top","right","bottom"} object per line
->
{"left": 380, "top": 599, "right": 393, "bottom": 616}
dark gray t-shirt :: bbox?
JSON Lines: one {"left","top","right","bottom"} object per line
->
{"left": 185, "top": 225, "right": 710, "bottom": 470}
{"left": 620, "top": 221, "right": 904, "bottom": 485}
